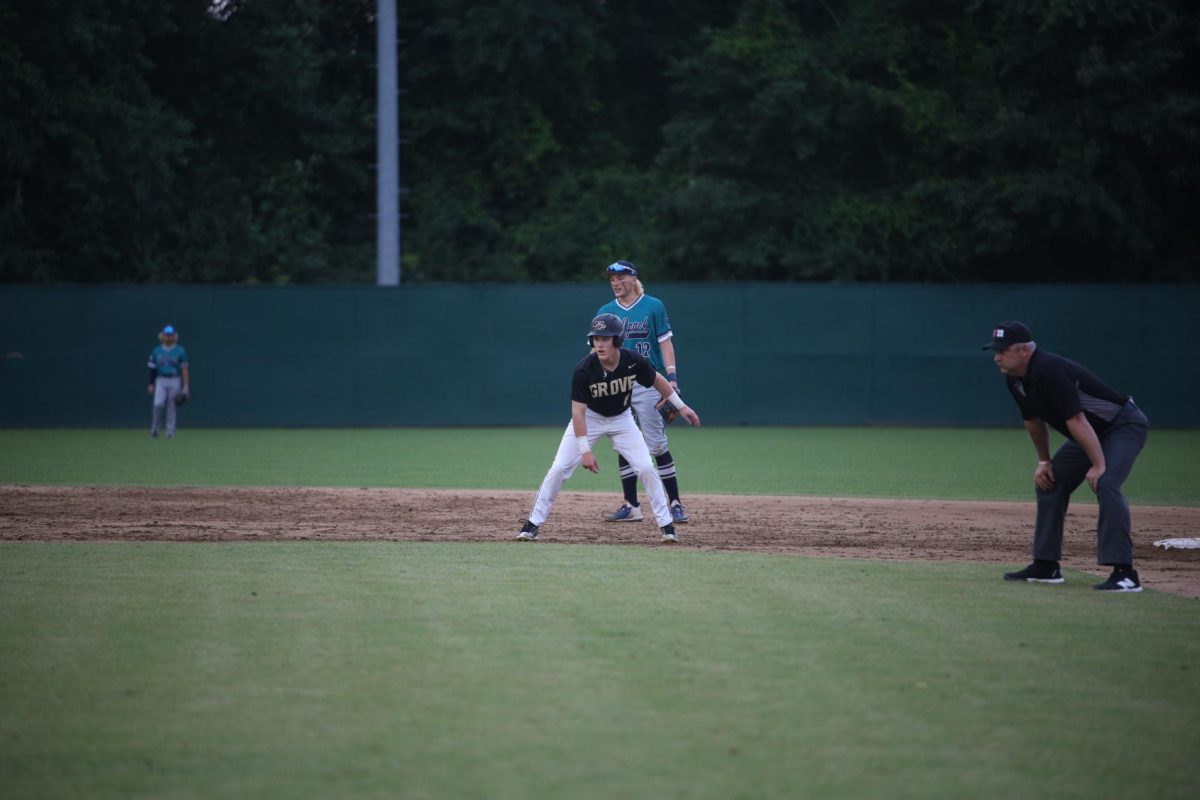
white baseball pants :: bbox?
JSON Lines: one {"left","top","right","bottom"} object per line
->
{"left": 528, "top": 408, "right": 672, "bottom": 528}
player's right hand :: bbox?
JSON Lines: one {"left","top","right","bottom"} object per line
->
{"left": 581, "top": 452, "right": 599, "bottom": 473}
{"left": 147, "top": 385, "right": 155, "bottom": 395}
{"left": 1034, "top": 461, "right": 1055, "bottom": 491}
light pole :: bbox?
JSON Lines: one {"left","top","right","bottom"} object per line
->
{"left": 376, "top": 0, "right": 400, "bottom": 285}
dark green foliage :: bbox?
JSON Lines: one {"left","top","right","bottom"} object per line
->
{"left": 658, "top": 0, "right": 1200, "bottom": 280}
{"left": 0, "top": 0, "right": 375, "bottom": 283}
{"left": 1, "top": 0, "right": 1196, "bottom": 282}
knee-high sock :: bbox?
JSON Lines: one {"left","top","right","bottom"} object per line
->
{"left": 617, "top": 455, "right": 639, "bottom": 506}
{"left": 656, "top": 451, "right": 680, "bottom": 504}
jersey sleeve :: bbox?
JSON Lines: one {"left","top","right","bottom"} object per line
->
{"left": 1039, "top": 365, "right": 1083, "bottom": 420}
{"left": 570, "top": 363, "right": 592, "bottom": 404}
{"left": 654, "top": 300, "right": 673, "bottom": 342}
{"left": 178, "top": 346, "right": 189, "bottom": 366}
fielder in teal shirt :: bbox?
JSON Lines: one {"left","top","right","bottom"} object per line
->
{"left": 147, "top": 324, "right": 190, "bottom": 438}
{"left": 595, "top": 260, "right": 690, "bottom": 526}
{"left": 595, "top": 291, "right": 673, "bottom": 374}
{"left": 148, "top": 342, "right": 188, "bottom": 378}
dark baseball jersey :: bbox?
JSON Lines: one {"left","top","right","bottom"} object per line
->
{"left": 1006, "top": 349, "right": 1130, "bottom": 440}
{"left": 571, "top": 350, "right": 658, "bottom": 417}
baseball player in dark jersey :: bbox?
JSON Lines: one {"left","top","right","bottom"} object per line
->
{"left": 596, "top": 260, "right": 691, "bottom": 525}
{"left": 517, "top": 313, "right": 701, "bottom": 544}
{"left": 985, "top": 321, "right": 1149, "bottom": 592}
{"left": 147, "top": 324, "right": 190, "bottom": 439}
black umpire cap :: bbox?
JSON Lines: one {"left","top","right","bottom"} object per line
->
{"left": 983, "top": 321, "right": 1033, "bottom": 351}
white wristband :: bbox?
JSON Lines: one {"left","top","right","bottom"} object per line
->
{"left": 576, "top": 436, "right": 591, "bottom": 455}
{"left": 1038, "top": 460, "right": 1051, "bottom": 465}
{"left": 666, "top": 391, "right": 685, "bottom": 411}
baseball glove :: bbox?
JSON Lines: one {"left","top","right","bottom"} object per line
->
{"left": 658, "top": 400, "right": 679, "bottom": 425}
{"left": 175, "top": 391, "right": 189, "bottom": 406}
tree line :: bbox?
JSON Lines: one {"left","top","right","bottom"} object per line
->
{"left": 2, "top": 0, "right": 1197, "bottom": 283}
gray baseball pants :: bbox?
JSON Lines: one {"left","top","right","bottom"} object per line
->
{"left": 151, "top": 376, "right": 182, "bottom": 436}
{"left": 1033, "top": 400, "right": 1149, "bottom": 566}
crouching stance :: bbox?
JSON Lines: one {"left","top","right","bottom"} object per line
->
{"left": 517, "top": 313, "right": 700, "bottom": 544}
{"left": 985, "top": 320, "right": 1149, "bottom": 592}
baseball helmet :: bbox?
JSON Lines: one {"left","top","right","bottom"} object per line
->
{"left": 588, "top": 313, "right": 625, "bottom": 348}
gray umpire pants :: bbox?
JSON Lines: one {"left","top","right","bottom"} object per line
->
{"left": 1033, "top": 400, "right": 1149, "bottom": 566}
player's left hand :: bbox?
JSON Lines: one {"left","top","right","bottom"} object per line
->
{"left": 1085, "top": 464, "right": 1105, "bottom": 493}
{"left": 657, "top": 400, "right": 679, "bottom": 425}
{"left": 679, "top": 406, "right": 700, "bottom": 427}
{"left": 581, "top": 452, "right": 599, "bottom": 473}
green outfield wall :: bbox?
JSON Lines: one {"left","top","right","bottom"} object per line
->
{"left": 1, "top": 284, "right": 1196, "bottom": 428}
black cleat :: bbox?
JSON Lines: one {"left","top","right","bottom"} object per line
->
{"left": 515, "top": 520, "right": 540, "bottom": 541}
{"left": 1003, "top": 562, "right": 1064, "bottom": 584}
{"left": 1094, "top": 568, "right": 1142, "bottom": 593}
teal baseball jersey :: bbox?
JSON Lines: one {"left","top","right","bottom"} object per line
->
{"left": 148, "top": 344, "right": 188, "bottom": 377}
{"left": 597, "top": 294, "right": 673, "bottom": 374}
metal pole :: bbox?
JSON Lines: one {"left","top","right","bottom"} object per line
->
{"left": 376, "top": 0, "right": 400, "bottom": 285}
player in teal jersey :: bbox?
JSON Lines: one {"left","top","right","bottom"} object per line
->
{"left": 147, "top": 324, "right": 190, "bottom": 439}
{"left": 595, "top": 260, "right": 691, "bottom": 525}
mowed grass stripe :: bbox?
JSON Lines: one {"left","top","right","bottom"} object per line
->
{"left": 2, "top": 542, "right": 1197, "bottom": 799}
{"left": 2, "top": 427, "right": 1199, "bottom": 504}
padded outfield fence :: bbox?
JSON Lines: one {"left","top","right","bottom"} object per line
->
{"left": 1, "top": 283, "right": 1196, "bottom": 428}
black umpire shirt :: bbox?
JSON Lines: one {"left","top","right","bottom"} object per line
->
{"left": 571, "top": 350, "right": 658, "bottom": 417}
{"left": 1006, "top": 348, "right": 1130, "bottom": 440}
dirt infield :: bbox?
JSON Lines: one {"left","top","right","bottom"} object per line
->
{"left": 2, "top": 485, "right": 1198, "bottom": 598}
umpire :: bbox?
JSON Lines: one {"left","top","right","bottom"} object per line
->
{"left": 985, "top": 321, "right": 1149, "bottom": 592}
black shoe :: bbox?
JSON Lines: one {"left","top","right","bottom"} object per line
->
{"left": 1003, "top": 562, "right": 1064, "bottom": 584}
{"left": 1094, "top": 568, "right": 1142, "bottom": 593}
{"left": 515, "top": 520, "right": 539, "bottom": 541}
{"left": 660, "top": 524, "right": 679, "bottom": 544}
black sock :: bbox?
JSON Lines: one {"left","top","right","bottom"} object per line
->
{"left": 655, "top": 451, "right": 680, "bottom": 504}
{"left": 617, "top": 455, "right": 639, "bottom": 506}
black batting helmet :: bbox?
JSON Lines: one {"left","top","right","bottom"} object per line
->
{"left": 588, "top": 313, "right": 625, "bottom": 348}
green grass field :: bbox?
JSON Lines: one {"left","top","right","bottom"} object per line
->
{"left": 3, "top": 426, "right": 1199, "bottom": 503}
{"left": 2, "top": 428, "right": 1199, "bottom": 799}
